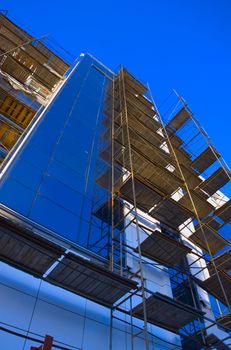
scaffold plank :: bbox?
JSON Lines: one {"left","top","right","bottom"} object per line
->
{"left": 100, "top": 131, "right": 173, "bottom": 177}
{"left": 130, "top": 136, "right": 169, "bottom": 168}
{"left": 112, "top": 83, "right": 151, "bottom": 109}
{"left": 216, "top": 313, "right": 231, "bottom": 329}
{"left": 0, "top": 32, "right": 62, "bottom": 83}
{"left": 173, "top": 146, "right": 192, "bottom": 166}
{"left": 0, "top": 54, "right": 31, "bottom": 84}
{"left": 137, "top": 227, "right": 191, "bottom": 266}
{"left": 102, "top": 110, "right": 162, "bottom": 148}
{"left": 0, "top": 215, "right": 64, "bottom": 277}
{"left": 203, "top": 216, "right": 223, "bottom": 230}
{"left": 120, "top": 177, "right": 163, "bottom": 212}
{"left": 126, "top": 94, "right": 155, "bottom": 119}
{"left": 149, "top": 196, "right": 192, "bottom": 229}
{"left": 127, "top": 113, "right": 163, "bottom": 145}
{"left": 129, "top": 151, "right": 183, "bottom": 196}
{"left": 191, "top": 147, "right": 220, "bottom": 174}
{"left": 100, "top": 140, "right": 182, "bottom": 198}
{"left": 96, "top": 162, "right": 192, "bottom": 229}
{"left": 116, "top": 126, "right": 171, "bottom": 168}
{"left": 196, "top": 271, "right": 231, "bottom": 307}
{"left": 0, "top": 14, "right": 70, "bottom": 76}
{"left": 188, "top": 224, "right": 228, "bottom": 255}
{"left": 93, "top": 199, "right": 124, "bottom": 230}
{"left": 123, "top": 69, "right": 147, "bottom": 94}
{"left": 101, "top": 132, "right": 184, "bottom": 197}
{"left": 169, "top": 134, "right": 183, "bottom": 148}
{"left": 214, "top": 200, "right": 231, "bottom": 224}
{"left": 47, "top": 252, "right": 138, "bottom": 307}
{"left": 178, "top": 191, "right": 214, "bottom": 219}
{"left": 97, "top": 168, "right": 192, "bottom": 230}
{"left": 114, "top": 124, "right": 202, "bottom": 191}
{"left": 166, "top": 107, "right": 191, "bottom": 133}
{"left": 96, "top": 170, "right": 125, "bottom": 193}
{"left": 180, "top": 166, "right": 203, "bottom": 189}
{"left": 132, "top": 292, "right": 204, "bottom": 333}
{"left": 211, "top": 250, "right": 231, "bottom": 273}
{"left": 198, "top": 167, "right": 230, "bottom": 196}
{"left": 205, "top": 333, "right": 230, "bottom": 350}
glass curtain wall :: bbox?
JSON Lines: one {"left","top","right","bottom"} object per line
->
{"left": 0, "top": 54, "right": 114, "bottom": 259}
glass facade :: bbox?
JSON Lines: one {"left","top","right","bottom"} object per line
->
{"left": 0, "top": 54, "right": 114, "bottom": 256}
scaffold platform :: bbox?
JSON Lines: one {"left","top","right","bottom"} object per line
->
{"left": 205, "top": 333, "right": 230, "bottom": 350}
{"left": 212, "top": 249, "right": 231, "bottom": 273}
{"left": 131, "top": 292, "right": 204, "bottom": 333}
{"left": 191, "top": 147, "right": 220, "bottom": 174}
{"left": 214, "top": 199, "right": 231, "bottom": 224}
{"left": 47, "top": 252, "right": 138, "bottom": 307}
{"left": 196, "top": 271, "right": 231, "bottom": 307}
{"left": 137, "top": 226, "right": 191, "bottom": 267}
{"left": 166, "top": 107, "right": 191, "bottom": 133}
{"left": 198, "top": 167, "right": 230, "bottom": 196}
{"left": 188, "top": 223, "right": 228, "bottom": 254}
{"left": 216, "top": 313, "right": 231, "bottom": 329}
{"left": 0, "top": 215, "right": 64, "bottom": 277}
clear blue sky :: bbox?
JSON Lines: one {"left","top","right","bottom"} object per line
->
{"left": 2, "top": 0, "right": 231, "bottom": 164}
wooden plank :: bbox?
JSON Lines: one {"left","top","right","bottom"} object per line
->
{"left": 205, "top": 334, "right": 230, "bottom": 350}
{"left": 166, "top": 107, "right": 191, "bottom": 133}
{"left": 132, "top": 292, "right": 204, "bottom": 333}
{"left": 123, "top": 69, "right": 147, "bottom": 94}
{"left": 173, "top": 147, "right": 192, "bottom": 166}
{"left": 93, "top": 199, "right": 124, "bottom": 230}
{"left": 191, "top": 147, "right": 220, "bottom": 174}
{"left": 203, "top": 216, "right": 223, "bottom": 230}
{"left": 120, "top": 177, "right": 163, "bottom": 212}
{"left": 199, "top": 167, "right": 230, "bottom": 196}
{"left": 47, "top": 252, "right": 138, "bottom": 307}
{"left": 216, "top": 313, "right": 231, "bottom": 329}
{"left": 128, "top": 150, "right": 182, "bottom": 196}
{"left": 189, "top": 224, "right": 228, "bottom": 255}
{"left": 0, "top": 216, "right": 64, "bottom": 277}
{"left": 96, "top": 167, "right": 192, "bottom": 230}
{"left": 96, "top": 167, "right": 124, "bottom": 191}
{"left": 0, "top": 14, "right": 70, "bottom": 76}
{"left": 0, "top": 89, "right": 36, "bottom": 128}
{"left": 100, "top": 130, "right": 184, "bottom": 197}
{"left": 196, "top": 271, "right": 231, "bottom": 307}
{"left": 214, "top": 200, "right": 231, "bottom": 224}
{"left": 127, "top": 110, "right": 162, "bottom": 141}
{"left": 0, "top": 55, "right": 31, "bottom": 84}
{"left": 180, "top": 166, "right": 203, "bottom": 189}
{"left": 178, "top": 191, "right": 214, "bottom": 219}
{"left": 137, "top": 228, "right": 191, "bottom": 266}
{"left": 149, "top": 196, "right": 192, "bottom": 229}
{"left": 212, "top": 250, "right": 231, "bottom": 273}
{"left": 126, "top": 94, "right": 155, "bottom": 119}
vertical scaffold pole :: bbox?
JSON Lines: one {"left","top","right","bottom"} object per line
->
{"left": 120, "top": 68, "right": 150, "bottom": 350}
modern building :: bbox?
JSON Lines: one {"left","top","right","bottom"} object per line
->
{"left": 0, "top": 13, "right": 231, "bottom": 350}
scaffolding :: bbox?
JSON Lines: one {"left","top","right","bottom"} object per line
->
{"left": 0, "top": 13, "right": 71, "bottom": 164}
{"left": 90, "top": 67, "right": 231, "bottom": 349}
